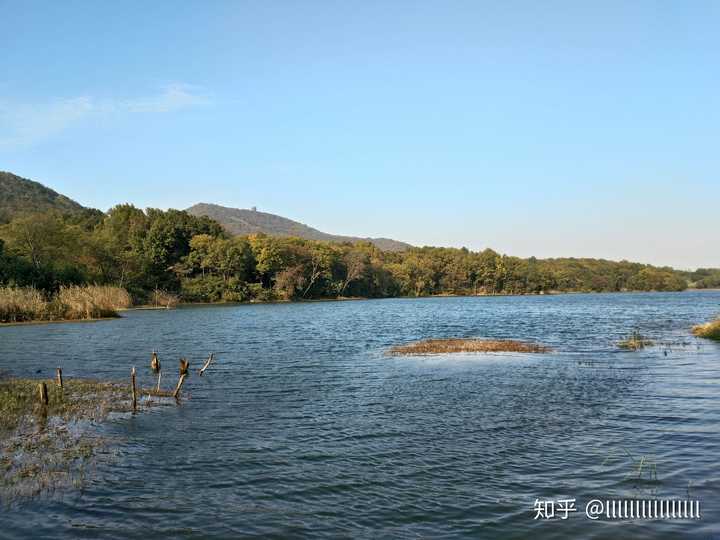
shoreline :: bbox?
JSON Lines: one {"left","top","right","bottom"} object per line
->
{"left": 0, "top": 315, "right": 120, "bottom": 328}
{"left": 2, "top": 288, "right": 715, "bottom": 328}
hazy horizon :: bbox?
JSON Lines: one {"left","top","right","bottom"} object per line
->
{"left": 2, "top": 1, "right": 718, "bottom": 269}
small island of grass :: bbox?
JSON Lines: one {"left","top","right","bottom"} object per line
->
{"left": 692, "top": 318, "right": 720, "bottom": 341}
{"left": 388, "top": 338, "right": 552, "bottom": 356}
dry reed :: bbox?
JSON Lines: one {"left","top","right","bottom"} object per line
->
{"left": 151, "top": 289, "right": 179, "bottom": 309}
{"left": 0, "top": 285, "right": 131, "bottom": 323}
{"left": 0, "top": 286, "right": 49, "bottom": 323}
{"left": 56, "top": 285, "right": 131, "bottom": 320}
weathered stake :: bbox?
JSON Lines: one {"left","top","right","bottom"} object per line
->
{"left": 151, "top": 351, "right": 162, "bottom": 392}
{"left": 131, "top": 366, "right": 138, "bottom": 412}
{"left": 56, "top": 367, "right": 63, "bottom": 389}
{"left": 151, "top": 351, "right": 161, "bottom": 372}
{"left": 172, "top": 374, "right": 187, "bottom": 399}
{"left": 38, "top": 382, "right": 49, "bottom": 406}
{"left": 173, "top": 358, "right": 190, "bottom": 399}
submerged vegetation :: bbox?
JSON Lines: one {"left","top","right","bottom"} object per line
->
{"left": 0, "top": 377, "right": 129, "bottom": 433}
{"left": 618, "top": 331, "right": 654, "bottom": 351}
{"left": 0, "top": 375, "right": 131, "bottom": 500}
{"left": 0, "top": 349, "right": 213, "bottom": 500}
{"left": 692, "top": 318, "right": 720, "bottom": 341}
{"left": 388, "top": 338, "right": 551, "bottom": 355}
{"left": 601, "top": 446, "right": 659, "bottom": 484}
{"left": 0, "top": 285, "right": 130, "bottom": 324}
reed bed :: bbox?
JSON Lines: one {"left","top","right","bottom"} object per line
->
{"left": 0, "top": 285, "right": 131, "bottom": 323}
{"left": 57, "top": 285, "right": 131, "bottom": 320}
{"left": 0, "top": 286, "right": 49, "bottom": 323}
{"left": 388, "top": 338, "right": 552, "bottom": 355}
{"left": 692, "top": 318, "right": 720, "bottom": 341}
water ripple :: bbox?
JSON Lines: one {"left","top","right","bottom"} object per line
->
{"left": 1, "top": 291, "right": 719, "bottom": 538}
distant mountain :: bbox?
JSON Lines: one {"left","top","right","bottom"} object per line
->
{"left": 0, "top": 171, "right": 87, "bottom": 222}
{"left": 0, "top": 172, "right": 412, "bottom": 251}
{"left": 186, "top": 203, "right": 412, "bottom": 252}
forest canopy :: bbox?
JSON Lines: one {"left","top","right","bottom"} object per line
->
{"left": 0, "top": 203, "right": 701, "bottom": 304}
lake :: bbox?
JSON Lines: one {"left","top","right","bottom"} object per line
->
{"left": 1, "top": 291, "right": 719, "bottom": 538}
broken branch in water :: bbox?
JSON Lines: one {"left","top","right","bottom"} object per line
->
{"left": 198, "top": 353, "right": 214, "bottom": 376}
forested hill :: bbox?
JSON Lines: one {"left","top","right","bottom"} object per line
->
{"left": 186, "top": 202, "right": 412, "bottom": 252}
{"left": 1, "top": 171, "right": 719, "bottom": 303}
{"left": 0, "top": 171, "right": 88, "bottom": 223}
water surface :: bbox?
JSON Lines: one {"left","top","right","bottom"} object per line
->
{"left": 1, "top": 292, "right": 719, "bottom": 538}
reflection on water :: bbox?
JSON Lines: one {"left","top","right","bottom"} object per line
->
{"left": 1, "top": 291, "right": 719, "bottom": 539}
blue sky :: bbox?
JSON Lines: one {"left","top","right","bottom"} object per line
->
{"left": 1, "top": 1, "right": 718, "bottom": 269}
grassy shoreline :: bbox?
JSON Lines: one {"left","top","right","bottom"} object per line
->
{"left": 0, "top": 316, "right": 120, "bottom": 328}
{"left": 0, "top": 285, "right": 131, "bottom": 325}
{"left": 2, "top": 288, "right": 716, "bottom": 327}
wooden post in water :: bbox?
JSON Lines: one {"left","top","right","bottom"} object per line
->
{"left": 172, "top": 373, "right": 186, "bottom": 399}
{"left": 151, "top": 351, "right": 162, "bottom": 392}
{"left": 131, "top": 366, "right": 138, "bottom": 412}
{"left": 56, "top": 367, "right": 63, "bottom": 389}
{"left": 38, "top": 382, "right": 49, "bottom": 406}
{"left": 173, "top": 358, "right": 189, "bottom": 399}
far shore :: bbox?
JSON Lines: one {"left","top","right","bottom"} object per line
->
{"left": 0, "top": 315, "right": 120, "bottom": 328}
{"left": 2, "top": 288, "right": 716, "bottom": 328}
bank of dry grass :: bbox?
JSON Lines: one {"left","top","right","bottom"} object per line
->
{"left": 0, "top": 287, "right": 48, "bottom": 323}
{"left": 57, "top": 285, "right": 131, "bottom": 320}
{"left": 692, "top": 318, "right": 720, "bottom": 341}
{"left": 388, "top": 338, "right": 552, "bottom": 355}
{"left": 0, "top": 285, "right": 131, "bottom": 323}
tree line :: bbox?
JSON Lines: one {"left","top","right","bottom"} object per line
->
{"left": 0, "top": 205, "right": 698, "bottom": 304}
